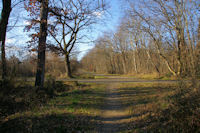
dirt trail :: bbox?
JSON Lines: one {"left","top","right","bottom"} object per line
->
{"left": 97, "top": 83, "right": 132, "bottom": 133}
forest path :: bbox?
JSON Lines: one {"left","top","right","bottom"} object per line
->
{"left": 97, "top": 83, "right": 132, "bottom": 133}
{"left": 59, "top": 78, "right": 179, "bottom": 84}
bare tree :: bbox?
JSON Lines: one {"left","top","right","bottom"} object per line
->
{"left": 127, "top": 0, "right": 199, "bottom": 77}
{"left": 48, "top": 0, "right": 106, "bottom": 78}
{"left": 81, "top": 0, "right": 199, "bottom": 78}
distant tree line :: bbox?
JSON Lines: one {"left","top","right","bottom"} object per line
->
{"left": 81, "top": 0, "right": 200, "bottom": 78}
{"left": 0, "top": 52, "right": 80, "bottom": 78}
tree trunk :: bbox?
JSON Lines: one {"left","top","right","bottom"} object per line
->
{"left": 0, "top": 0, "right": 12, "bottom": 80}
{"left": 35, "top": 0, "right": 49, "bottom": 87}
{"left": 146, "top": 50, "right": 160, "bottom": 75}
{"left": 159, "top": 52, "right": 177, "bottom": 76}
{"left": 196, "top": 18, "right": 200, "bottom": 77}
{"left": 155, "top": 40, "right": 177, "bottom": 76}
{"left": 65, "top": 53, "right": 72, "bottom": 78}
{"left": 121, "top": 52, "right": 127, "bottom": 74}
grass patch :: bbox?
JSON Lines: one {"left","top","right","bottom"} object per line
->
{"left": 121, "top": 73, "right": 176, "bottom": 80}
{"left": 94, "top": 76, "right": 109, "bottom": 79}
{"left": 0, "top": 80, "right": 106, "bottom": 133}
{"left": 74, "top": 73, "right": 95, "bottom": 79}
{"left": 120, "top": 73, "right": 159, "bottom": 79}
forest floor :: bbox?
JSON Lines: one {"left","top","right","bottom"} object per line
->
{"left": 0, "top": 79, "right": 184, "bottom": 133}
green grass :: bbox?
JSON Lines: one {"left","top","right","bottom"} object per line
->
{"left": 0, "top": 82, "right": 106, "bottom": 133}
{"left": 45, "top": 85, "right": 105, "bottom": 115}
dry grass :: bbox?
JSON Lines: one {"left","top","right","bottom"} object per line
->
{"left": 0, "top": 79, "right": 199, "bottom": 132}
{"left": 119, "top": 81, "right": 200, "bottom": 133}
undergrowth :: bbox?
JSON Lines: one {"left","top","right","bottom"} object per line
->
{"left": 160, "top": 80, "right": 200, "bottom": 132}
{"left": 0, "top": 77, "right": 69, "bottom": 120}
{"left": 140, "top": 80, "right": 200, "bottom": 132}
{"left": 0, "top": 78, "right": 104, "bottom": 133}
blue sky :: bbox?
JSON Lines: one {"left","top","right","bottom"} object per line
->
{"left": 1, "top": 0, "right": 125, "bottom": 60}
{"left": 77, "top": 0, "right": 125, "bottom": 59}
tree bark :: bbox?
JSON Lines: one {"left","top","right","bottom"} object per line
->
{"left": 159, "top": 52, "right": 177, "bottom": 76}
{"left": 154, "top": 39, "right": 177, "bottom": 76}
{"left": 35, "top": 0, "right": 48, "bottom": 87}
{"left": 0, "top": 0, "right": 12, "bottom": 80}
{"left": 65, "top": 53, "right": 72, "bottom": 78}
{"left": 198, "top": 18, "right": 200, "bottom": 49}
{"left": 133, "top": 38, "right": 138, "bottom": 74}
{"left": 146, "top": 49, "right": 160, "bottom": 75}
{"left": 196, "top": 18, "right": 200, "bottom": 77}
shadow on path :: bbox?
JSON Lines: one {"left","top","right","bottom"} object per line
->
{"left": 96, "top": 83, "right": 134, "bottom": 133}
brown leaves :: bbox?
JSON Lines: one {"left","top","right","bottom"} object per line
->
{"left": 24, "top": 0, "right": 40, "bottom": 16}
{"left": 31, "top": 48, "right": 37, "bottom": 52}
{"left": 31, "top": 33, "right": 40, "bottom": 40}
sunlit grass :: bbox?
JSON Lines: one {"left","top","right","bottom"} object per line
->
{"left": 0, "top": 82, "right": 107, "bottom": 132}
{"left": 1, "top": 80, "right": 197, "bottom": 132}
{"left": 6, "top": 83, "right": 106, "bottom": 119}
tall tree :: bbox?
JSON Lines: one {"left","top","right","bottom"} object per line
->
{"left": 0, "top": 0, "right": 12, "bottom": 80}
{"left": 48, "top": 0, "right": 106, "bottom": 78}
{"left": 35, "top": 0, "right": 49, "bottom": 87}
